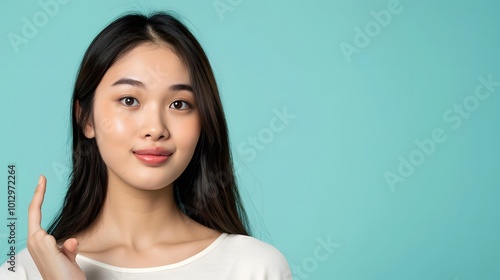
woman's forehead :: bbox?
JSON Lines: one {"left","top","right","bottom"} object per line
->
{"left": 101, "top": 43, "right": 191, "bottom": 88}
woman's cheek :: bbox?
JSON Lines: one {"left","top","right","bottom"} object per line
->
{"left": 99, "top": 119, "right": 117, "bottom": 136}
{"left": 111, "top": 118, "right": 128, "bottom": 136}
{"left": 175, "top": 119, "right": 201, "bottom": 149}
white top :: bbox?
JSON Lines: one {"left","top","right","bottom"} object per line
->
{"left": 0, "top": 233, "right": 292, "bottom": 279}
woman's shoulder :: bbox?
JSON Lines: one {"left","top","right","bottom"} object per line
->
{"left": 1, "top": 235, "right": 293, "bottom": 279}
{"left": 213, "top": 233, "right": 292, "bottom": 278}
{"left": 221, "top": 234, "right": 287, "bottom": 256}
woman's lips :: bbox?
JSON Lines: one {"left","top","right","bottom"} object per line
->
{"left": 133, "top": 153, "right": 169, "bottom": 165}
{"left": 133, "top": 148, "right": 173, "bottom": 165}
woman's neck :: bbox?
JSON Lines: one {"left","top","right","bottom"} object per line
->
{"left": 74, "top": 177, "right": 222, "bottom": 267}
{"left": 76, "top": 178, "right": 197, "bottom": 252}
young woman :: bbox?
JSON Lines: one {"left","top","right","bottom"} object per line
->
{"left": 1, "top": 12, "right": 291, "bottom": 279}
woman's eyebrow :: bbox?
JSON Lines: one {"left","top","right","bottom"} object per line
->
{"left": 112, "top": 78, "right": 145, "bottom": 88}
{"left": 170, "top": 84, "right": 193, "bottom": 93}
{"left": 111, "top": 78, "right": 193, "bottom": 93}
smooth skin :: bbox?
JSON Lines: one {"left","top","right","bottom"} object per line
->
{"left": 27, "top": 43, "right": 220, "bottom": 279}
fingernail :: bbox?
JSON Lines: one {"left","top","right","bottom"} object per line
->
{"left": 38, "top": 175, "right": 43, "bottom": 185}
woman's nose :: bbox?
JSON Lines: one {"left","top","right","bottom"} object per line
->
{"left": 140, "top": 106, "right": 169, "bottom": 141}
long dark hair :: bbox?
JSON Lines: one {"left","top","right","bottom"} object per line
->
{"left": 48, "top": 12, "right": 250, "bottom": 241}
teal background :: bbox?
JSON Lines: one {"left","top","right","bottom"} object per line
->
{"left": 1, "top": 0, "right": 499, "bottom": 279}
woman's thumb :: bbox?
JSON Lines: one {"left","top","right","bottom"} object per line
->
{"left": 61, "top": 238, "right": 80, "bottom": 263}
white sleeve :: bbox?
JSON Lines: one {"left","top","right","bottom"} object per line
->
{"left": 0, "top": 248, "right": 42, "bottom": 280}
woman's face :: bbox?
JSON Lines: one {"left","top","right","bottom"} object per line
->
{"left": 83, "top": 43, "right": 200, "bottom": 191}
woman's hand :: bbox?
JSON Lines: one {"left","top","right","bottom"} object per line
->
{"left": 27, "top": 175, "right": 86, "bottom": 280}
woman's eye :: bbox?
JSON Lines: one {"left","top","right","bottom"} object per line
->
{"left": 119, "top": 97, "right": 140, "bottom": 107}
{"left": 170, "top": 100, "right": 190, "bottom": 110}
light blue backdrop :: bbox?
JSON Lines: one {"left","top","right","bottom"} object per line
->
{"left": 1, "top": 0, "right": 499, "bottom": 279}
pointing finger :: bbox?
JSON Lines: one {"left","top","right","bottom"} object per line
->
{"left": 28, "top": 175, "right": 46, "bottom": 236}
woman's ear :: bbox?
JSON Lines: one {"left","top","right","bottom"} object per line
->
{"left": 75, "top": 100, "right": 95, "bottom": 138}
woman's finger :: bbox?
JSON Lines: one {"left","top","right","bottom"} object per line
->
{"left": 28, "top": 175, "right": 46, "bottom": 236}
{"left": 61, "top": 238, "right": 80, "bottom": 263}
